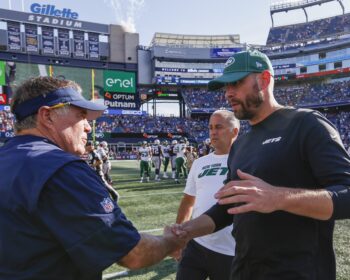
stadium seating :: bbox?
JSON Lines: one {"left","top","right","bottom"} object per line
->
{"left": 182, "top": 89, "right": 229, "bottom": 109}
{"left": 2, "top": 79, "right": 350, "bottom": 149}
{"left": 266, "top": 13, "right": 350, "bottom": 45}
{"left": 0, "top": 111, "right": 14, "bottom": 133}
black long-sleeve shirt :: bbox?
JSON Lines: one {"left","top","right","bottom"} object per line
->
{"left": 206, "top": 108, "right": 350, "bottom": 280}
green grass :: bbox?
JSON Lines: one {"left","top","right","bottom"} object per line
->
{"left": 103, "top": 160, "right": 183, "bottom": 279}
{"left": 103, "top": 160, "right": 350, "bottom": 280}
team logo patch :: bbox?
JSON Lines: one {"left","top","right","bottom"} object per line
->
{"left": 100, "top": 197, "right": 115, "bottom": 213}
{"left": 256, "top": 62, "right": 263, "bottom": 68}
{"left": 225, "top": 57, "right": 235, "bottom": 67}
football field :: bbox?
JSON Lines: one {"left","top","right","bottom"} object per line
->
{"left": 103, "top": 160, "right": 350, "bottom": 280}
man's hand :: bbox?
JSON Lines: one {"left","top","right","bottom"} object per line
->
{"left": 170, "top": 223, "right": 189, "bottom": 239}
{"left": 215, "top": 169, "right": 284, "bottom": 215}
{"left": 215, "top": 169, "right": 333, "bottom": 220}
{"left": 163, "top": 225, "right": 187, "bottom": 256}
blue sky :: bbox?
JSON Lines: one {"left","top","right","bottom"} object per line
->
{"left": 2, "top": 0, "right": 348, "bottom": 115}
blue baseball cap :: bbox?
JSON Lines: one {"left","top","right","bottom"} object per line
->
{"left": 13, "top": 87, "right": 107, "bottom": 121}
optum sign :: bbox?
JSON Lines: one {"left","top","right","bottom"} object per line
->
{"left": 104, "top": 71, "right": 136, "bottom": 93}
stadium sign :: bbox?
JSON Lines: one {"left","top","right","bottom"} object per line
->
{"left": 27, "top": 14, "right": 82, "bottom": 28}
{"left": 0, "top": 94, "right": 7, "bottom": 105}
{"left": 30, "top": 3, "right": 79, "bottom": 19}
{"left": 0, "top": 62, "right": 6, "bottom": 86}
{"left": 103, "top": 71, "right": 136, "bottom": 93}
{"left": 28, "top": 3, "right": 82, "bottom": 28}
{"left": 0, "top": 8, "right": 108, "bottom": 33}
{"left": 104, "top": 92, "right": 140, "bottom": 110}
{"left": 210, "top": 48, "right": 242, "bottom": 58}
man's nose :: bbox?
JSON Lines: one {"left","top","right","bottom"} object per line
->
{"left": 225, "top": 86, "right": 236, "bottom": 99}
{"left": 85, "top": 120, "right": 92, "bottom": 132}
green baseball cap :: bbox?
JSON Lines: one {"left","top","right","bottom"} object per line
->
{"left": 208, "top": 49, "right": 274, "bottom": 91}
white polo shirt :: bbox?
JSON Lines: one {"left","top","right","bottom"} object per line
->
{"left": 184, "top": 152, "right": 235, "bottom": 256}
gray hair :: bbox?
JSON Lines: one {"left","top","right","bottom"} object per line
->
{"left": 210, "top": 109, "right": 240, "bottom": 132}
{"left": 11, "top": 76, "right": 81, "bottom": 132}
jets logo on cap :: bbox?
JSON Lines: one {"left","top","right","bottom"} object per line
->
{"left": 225, "top": 57, "right": 235, "bottom": 67}
{"left": 256, "top": 62, "right": 263, "bottom": 68}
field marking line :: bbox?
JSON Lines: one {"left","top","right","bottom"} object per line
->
{"left": 139, "top": 228, "right": 163, "bottom": 233}
{"left": 121, "top": 191, "right": 183, "bottom": 198}
{"left": 103, "top": 270, "right": 129, "bottom": 279}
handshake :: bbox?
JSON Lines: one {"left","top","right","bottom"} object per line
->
{"left": 163, "top": 223, "right": 191, "bottom": 260}
{"left": 162, "top": 214, "right": 216, "bottom": 261}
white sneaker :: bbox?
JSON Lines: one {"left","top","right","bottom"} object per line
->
{"left": 139, "top": 180, "right": 143, "bottom": 183}
{"left": 147, "top": 177, "right": 150, "bottom": 182}
{"left": 155, "top": 178, "right": 161, "bottom": 181}
{"left": 163, "top": 174, "right": 169, "bottom": 178}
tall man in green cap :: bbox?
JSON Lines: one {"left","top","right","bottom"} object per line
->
{"left": 172, "top": 49, "right": 350, "bottom": 280}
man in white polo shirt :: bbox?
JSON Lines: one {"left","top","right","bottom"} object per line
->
{"left": 175, "top": 109, "right": 240, "bottom": 280}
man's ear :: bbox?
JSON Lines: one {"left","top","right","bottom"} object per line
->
{"left": 232, "top": 127, "right": 239, "bottom": 139}
{"left": 260, "top": 70, "right": 272, "bottom": 90}
{"left": 37, "top": 106, "right": 53, "bottom": 126}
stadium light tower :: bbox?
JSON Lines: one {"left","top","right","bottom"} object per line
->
{"left": 269, "top": 0, "right": 345, "bottom": 27}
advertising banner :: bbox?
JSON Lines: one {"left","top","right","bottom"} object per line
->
{"left": 58, "top": 29, "right": 70, "bottom": 56}
{"left": 273, "top": 63, "right": 296, "bottom": 70}
{"left": 155, "top": 67, "right": 215, "bottom": 73}
{"left": 0, "top": 93, "right": 7, "bottom": 105}
{"left": 155, "top": 76, "right": 179, "bottom": 85}
{"left": 111, "top": 132, "right": 187, "bottom": 139}
{"left": 73, "top": 31, "right": 85, "bottom": 58}
{"left": 210, "top": 48, "right": 242, "bottom": 58}
{"left": 41, "top": 27, "right": 55, "bottom": 55}
{"left": 88, "top": 33, "right": 99, "bottom": 59}
{"left": 103, "top": 71, "right": 136, "bottom": 93}
{"left": 103, "top": 92, "right": 140, "bottom": 110}
{"left": 0, "top": 61, "right": 6, "bottom": 86}
{"left": 0, "top": 131, "right": 15, "bottom": 138}
{"left": 25, "top": 24, "right": 39, "bottom": 53}
{"left": 7, "top": 22, "right": 21, "bottom": 51}
{"left": 104, "top": 109, "right": 146, "bottom": 115}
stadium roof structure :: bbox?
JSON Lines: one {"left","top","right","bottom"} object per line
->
{"left": 150, "top": 32, "right": 240, "bottom": 48}
{"left": 269, "top": 0, "right": 345, "bottom": 26}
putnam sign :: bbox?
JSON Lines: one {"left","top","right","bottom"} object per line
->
{"left": 104, "top": 92, "right": 140, "bottom": 110}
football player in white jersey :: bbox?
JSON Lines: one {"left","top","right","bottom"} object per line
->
{"left": 138, "top": 141, "right": 152, "bottom": 183}
{"left": 161, "top": 140, "right": 170, "bottom": 178}
{"left": 174, "top": 138, "right": 188, "bottom": 184}
{"left": 175, "top": 109, "right": 240, "bottom": 280}
{"left": 97, "top": 141, "right": 112, "bottom": 185}
{"left": 169, "top": 139, "right": 178, "bottom": 179}
{"left": 151, "top": 139, "right": 163, "bottom": 181}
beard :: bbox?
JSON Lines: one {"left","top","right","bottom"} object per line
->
{"left": 232, "top": 83, "right": 264, "bottom": 120}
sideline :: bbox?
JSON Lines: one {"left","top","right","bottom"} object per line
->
{"left": 121, "top": 191, "right": 182, "bottom": 198}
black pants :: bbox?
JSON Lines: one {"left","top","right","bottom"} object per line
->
{"left": 176, "top": 240, "right": 233, "bottom": 280}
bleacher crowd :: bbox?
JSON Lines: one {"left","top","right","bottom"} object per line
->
{"left": 182, "top": 80, "right": 350, "bottom": 108}
{"left": 267, "top": 13, "right": 350, "bottom": 45}
{"left": 0, "top": 111, "right": 14, "bottom": 133}
{"left": 1, "top": 80, "right": 350, "bottom": 149}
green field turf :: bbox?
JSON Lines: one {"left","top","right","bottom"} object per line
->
{"left": 103, "top": 160, "right": 350, "bottom": 280}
